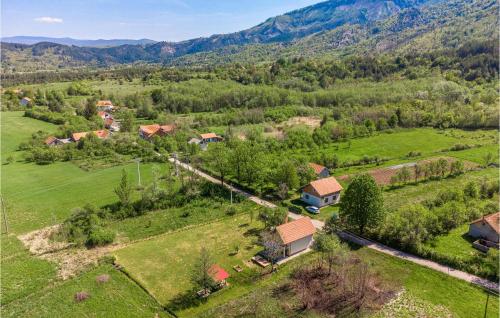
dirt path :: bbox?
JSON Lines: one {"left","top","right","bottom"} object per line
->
{"left": 169, "top": 158, "right": 499, "bottom": 292}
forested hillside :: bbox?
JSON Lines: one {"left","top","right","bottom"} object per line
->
{"left": 1, "top": 0, "right": 497, "bottom": 72}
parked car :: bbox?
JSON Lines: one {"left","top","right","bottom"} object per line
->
{"left": 305, "top": 206, "right": 320, "bottom": 214}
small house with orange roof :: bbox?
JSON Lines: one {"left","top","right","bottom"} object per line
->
{"left": 200, "top": 133, "right": 223, "bottom": 144}
{"left": 301, "top": 176, "right": 343, "bottom": 207}
{"left": 276, "top": 217, "right": 316, "bottom": 257}
{"left": 309, "top": 162, "right": 330, "bottom": 178}
{"left": 71, "top": 130, "right": 110, "bottom": 142}
{"left": 44, "top": 136, "right": 72, "bottom": 146}
{"left": 139, "top": 124, "right": 176, "bottom": 139}
{"left": 469, "top": 212, "right": 499, "bottom": 244}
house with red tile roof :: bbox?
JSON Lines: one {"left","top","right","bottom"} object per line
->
{"left": 309, "top": 162, "right": 330, "bottom": 178}
{"left": 469, "top": 212, "right": 499, "bottom": 243}
{"left": 200, "top": 132, "right": 223, "bottom": 144}
{"left": 71, "top": 130, "right": 110, "bottom": 142}
{"left": 276, "top": 217, "right": 316, "bottom": 257}
{"left": 96, "top": 100, "right": 115, "bottom": 112}
{"left": 301, "top": 176, "right": 343, "bottom": 207}
{"left": 139, "top": 124, "right": 176, "bottom": 139}
{"left": 44, "top": 136, "right": 71, "bottom": 146}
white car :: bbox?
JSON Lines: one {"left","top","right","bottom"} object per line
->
{"left": 305, "top": 206, "right": 320, "bottom": 214}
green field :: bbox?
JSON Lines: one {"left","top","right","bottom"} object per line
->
{"left": 114, "top": 214, "right": 263, "bottom": 306}
{"left": 2, "top": 265, "right": 168, "bottom": 318}
{"left": 424, "top": 224, "right": 479, "bottom": 259}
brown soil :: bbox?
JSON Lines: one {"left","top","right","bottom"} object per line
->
{"left": 338, "top": 157, "right": 479, "bottom": 186}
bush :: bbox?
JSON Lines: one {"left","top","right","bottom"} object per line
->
{"left": 86, "top": 227, "right": 115, "bottom": 247}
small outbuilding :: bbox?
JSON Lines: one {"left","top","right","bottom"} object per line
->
{"left": 208, "top": 264, "right": 230, "bottom": 288}
{"left": 301, "top": 176, "right": 343, "bottom": 208}
{"left": 469, "top": 212, "right": 499, "bottom": 243}
{"left": 309, "top": 162, "right": 330, "bottom": 178}
{"left": 20, "top": 97, "right": 32, "bottom": 106}
{"left": 200, "top": 133, "right": 223, "bottom": 144}
{"left": 276, "top": 217, "right": 316, "bottom": 257}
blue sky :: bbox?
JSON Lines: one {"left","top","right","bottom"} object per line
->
{"left": 2, "top": 0, "right": 321, "bottom": 41}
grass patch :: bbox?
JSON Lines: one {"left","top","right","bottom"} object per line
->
{"left": 424, "top": 224, "right": 480, "bottom": 259}
{"left": 1, "top": 264, "right": 169, "bottom": 318}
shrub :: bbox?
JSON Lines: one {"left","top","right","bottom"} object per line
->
{"left": 86, "top": 227, "right": 115, "bottom": 247}
{"left": 96, "top": 274, "right": 111, "bottom": 284}
{"left": 74, "top": 291, "right": 90, "bottom": 302}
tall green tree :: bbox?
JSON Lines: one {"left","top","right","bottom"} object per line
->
{"left": 191, "top": 247, "right": 215, "bottom": 294}
{"left": 339, "top": 174, "right": 384, "bottom": 234}
{"left": 206, "top": 143, "right": 230, "bottom": 186}
{"left": 114, "top": 169, "right": 132, "bottom": 208}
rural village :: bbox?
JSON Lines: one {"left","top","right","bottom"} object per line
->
{"left": 1, "top": 0, "right": 499, "bottom": 317}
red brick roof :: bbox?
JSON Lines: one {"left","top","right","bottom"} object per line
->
{"left": 96, "top": 100, "right": 113, "bottom": 107}
{"left": 471, "top": 212, "right": 500, "bottom": 234}
{"left": 72, "top": 130, "right": 109, "bottom": 141}
{"left": 309, "top": 163, "right": 327, "bottom": 175}
{"left": 276, "top": 217, "right": 316, "bottom": 245}
{"left": 140, "top": 124, "right": 175, "bottom": 138}
{"left": 208, "top": 264, "right": 229, "bottom": 282}
{"left": 303, "top": 176, "right": 343, "bottom": 197}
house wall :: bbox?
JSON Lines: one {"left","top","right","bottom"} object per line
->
{"left": 469, "top": 223, "right": 499, "bottom": 243}
{"left": 301, "top": 191, "right": 340, "bottom": 207}
{"left": 288, "top": 235, "right": 313, "bottom": 255}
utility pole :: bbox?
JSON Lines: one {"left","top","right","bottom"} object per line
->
{"left": 230, "top": 188, "right": 233, "bottom": 205}
{"left": 134, "top": 158, "right": 142, "bottom": 187}
{"left": 1, "top": 195, "right": 8, "bottom": 234}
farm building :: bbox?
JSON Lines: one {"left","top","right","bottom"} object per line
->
{"left": 139, "top": 124, "right": 176, "bottom": 139}
{"left": 71, "top": 130, "right": 110, "bottom": 142}
{"left": 200, "top": 133, "right": 223, "bottom": 144}
{"left": 20, "top": 97, "right": 32, "bottom": 106}
{"left": 44, "top": 136, "right": 71, "bottom": 146}
{"left": 276, "top": 217, "right": 316, "bottom": 257}
{"left": 301, "top": 176, "right": 343, "bottom": 207}
{"left": 309, "top": 162, "right": 330, "bottom": 178}
{"left": 469, "top": 212, "right": 499, "bottom": 243}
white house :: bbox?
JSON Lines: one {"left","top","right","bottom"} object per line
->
{"left": 309, "top": 162, "right": 330, "bottom": 178}
{"left": 469, "top": 212, "right": 499, "bottom": 243}
{"left": 200, "top": 133, "right": 223, "bottom": 144}
{"left": 276, "top": 217, "right": 316, "bottom": 257}
{"left": 301, "top": 176, "right": 343, "bottom": 208}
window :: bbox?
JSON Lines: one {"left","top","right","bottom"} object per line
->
{"left": 324, "top": 197, "right": 329, "bottom": 203}
{"left": 305, "top": 194, "right": 309, "bottom": 199}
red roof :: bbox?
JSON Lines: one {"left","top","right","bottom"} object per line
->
{"left": 471, "top": 212, "right": 500, "bottom": 234}
{"left": 303, "top": 176, "right": 343, "bottom": 197}
{"left": 309, "top": 163, "right": 327, "bottom": 175}
{"left": 200, "top": 133, "right": 218, "bottom": 139}
{"left": 276, "top": 217, "right": 316, "bottom": 245}
{"left": 208, "top": 264, "right": 229, "bottom": 282}
{"left": 72, "top": 130, "right": 109, "bottom": 141}
{"left": 96, "top": 100, "right": 113, "bottom": 107}
{"left": 140, "top": 124, "right": 176, "bottom": 138}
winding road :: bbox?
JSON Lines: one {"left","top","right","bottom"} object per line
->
{"left": 169, "top": 158, "right": 499, "bottom": 292}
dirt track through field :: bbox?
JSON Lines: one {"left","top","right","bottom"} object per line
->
{"left": 169, "top": 158, "right": 499, "bottom": 292}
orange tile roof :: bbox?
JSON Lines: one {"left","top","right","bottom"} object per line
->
{"left": 160, "top": 124, "right": 175, "bottom": 133}
{"left": 208, "top": 264, "right": 230, "bottom": 282}
{"left": 309, "top": 162, "right": 327, "bottom": 175}
{"left": 72, "top": 130, "right": 109, "bottom": 141}
{"left": 140, "top": 124, "right": 161, "bottom": 138}
{"left": 303, "top": 176, "right": 343, "bottom": 197}
{"left": 471, "top": 212, "right": 500, "bottom": 234}
{"left": 96, "top": 100, "right": 113, "bottom": 107}
{"left": 276, "top": 217, "right": 316, "bottom": 245}
{"left": 200, "top": 133, "right": 218, "bottom": 139}
{"left": 44, "top": 136, "right": 57, "bottom": 145}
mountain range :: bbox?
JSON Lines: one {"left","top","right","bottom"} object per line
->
{"left": 1, "top": 0, "right": 498, "bottom": 72}
{"left": 1, "top": 36, "right": 156, "bottom": 47}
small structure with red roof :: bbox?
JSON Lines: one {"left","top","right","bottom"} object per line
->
{"left": 276, "top": 217, "right": 316, "bottom": 257}
{"left": 71, "top": 130, "right": 110, "bottom": 142}
{"left": 200, "top": 133, "right": 223, "bottom": 144}
{"left": 309, "top": 162, "right": 330, "bottom": 178}
{"left": 208, "top": 264, "right": 230, "bottom": 288}
{"left": 301, "top": 176, "right": 343, "bottom": 208}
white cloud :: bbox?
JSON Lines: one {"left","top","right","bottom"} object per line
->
{"left": 34, "top": 17, "right": 63, "bottom": 24}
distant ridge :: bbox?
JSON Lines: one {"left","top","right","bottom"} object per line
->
{"left": 1, "top": 36, "right": 157, "bottom": 47}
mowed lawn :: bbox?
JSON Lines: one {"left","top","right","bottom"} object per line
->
{"left": 2, "top": 265, "right": 169, "bottom": 318}
{"left": 114, "top": 214, "right": 263, "bottom": 306}
{"left": 424, "top": 224, "right": 479, "bottom": 259}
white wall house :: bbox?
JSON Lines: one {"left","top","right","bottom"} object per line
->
{"left": 276, "top": 217, "right": 316, "bottom": 257}
{"left": 469, "top": 212, "right": 499, "bottom": 243}
{"left": 301, "top": 176, "right": 343, "bottom": 208}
